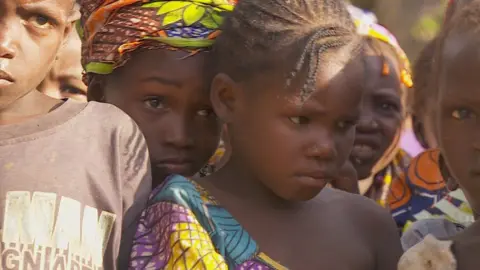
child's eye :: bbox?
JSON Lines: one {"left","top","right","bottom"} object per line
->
{"left": 380, "top": 102, "right": 399, "bottom": 112}
{"left": 197, "top": 108, "right": 216, "bottom": 117}
{"left": 61, "top": 85, "right": 86, "bottom": 96}
{"left": 452, "top": 108, "right": 476, "bottom": 120}
{"left": 289, "top": 116, "right": 309, "bottom": 125}
{"left": 29, "top": 15, "right": 53, "bottom": 29}
{"left": 144, "top": 97, "right": 165, "bottom": 110}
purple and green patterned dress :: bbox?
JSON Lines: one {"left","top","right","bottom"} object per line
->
{"left": 129, "top": 175, "right": 288, "bottom": 269}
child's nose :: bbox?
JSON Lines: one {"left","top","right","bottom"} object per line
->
{"left": 0, "top": 21, "right": 18, "bottom": 60}
{"left": 163, "top": 121, "right": 194, "bottom": 148}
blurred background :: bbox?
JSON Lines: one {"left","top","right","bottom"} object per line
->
{"left": 349, "top": 0, "right": 447, "bottom": 61}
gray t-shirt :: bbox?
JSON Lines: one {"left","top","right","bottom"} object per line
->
{"left": 0, "top": 100, "right": 152, "bottom": 270}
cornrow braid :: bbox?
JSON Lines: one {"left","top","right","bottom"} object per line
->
{"left": 210, "top": 0, "right": 360, "bottom": 102}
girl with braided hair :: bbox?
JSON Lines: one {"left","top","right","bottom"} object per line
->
{"left": 77, "top": 0, "right": 235, "bottom": 187}
{"left": 128, "top": 0, "right": 401, "bottom": 269}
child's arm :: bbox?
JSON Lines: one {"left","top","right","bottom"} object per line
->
{"left": 117, "top": 118, "right": 152, "bottom": 269}
{"left": 368, "top": 206, "right": 403, "bottom": 270}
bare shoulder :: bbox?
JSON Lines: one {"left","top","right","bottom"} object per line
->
{"left": 316, "top": 187, "right": 398, "bottom": 238}
{"left": 318, "top": 187, "right": 391, "bottom": 220}
{"left": 318, "top": 188, "right": 401, "bottom": 269}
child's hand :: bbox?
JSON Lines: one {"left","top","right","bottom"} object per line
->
{"left": 330, "top": 161, "right": 359, "bottom": 194}
{"left": 451, "top": 220, "right": 480, "bottom": 269}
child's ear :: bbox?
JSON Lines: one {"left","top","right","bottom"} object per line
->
{"left": 210, "top": 73, "right": 240, "bottom": 123}
{"left": 412, "top": 115, "right": 429, "bottom": 149}
{"left": 439, "top": 153, "right": 459, "bottom": 191}
{"left": 87, "top": 76, "right": 107, "bottom": 102}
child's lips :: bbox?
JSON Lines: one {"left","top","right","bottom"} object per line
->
{"left": 0, "top": 69, "right": 14, "bottom": 88}
{"left": 351, "top": 144, "right": 376, "bottom": 161}
{"left": 155, "top": 158, "right": 194, "bottom": 174}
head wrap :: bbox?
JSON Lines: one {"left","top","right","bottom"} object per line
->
{"left": 348, "top": 5, "right": 413, "bottom": 89}
{"left": 347, "top": 5, "right": 412, "bottom": 208}
{"left": 77, "top": 0, "right": 235, "bottom": 84}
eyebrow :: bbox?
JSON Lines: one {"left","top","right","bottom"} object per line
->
{"left": 140, "top": 76, "right": 183, "bottom": 88}
{"left": 21, "top": 1, "right": 65, "bottom": 22}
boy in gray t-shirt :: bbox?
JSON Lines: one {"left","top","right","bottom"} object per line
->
{"left": 0, "top": 1, "right": 152, "bottom": 269}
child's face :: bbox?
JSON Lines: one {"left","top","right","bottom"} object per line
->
{"left": 102, "top": 50, "right": 221, "bottom": 181}
{"left": 350, "top": 54, "right": 403, "bottom": 179}
{"left": 0, "top": 0, "right": 74, "bottom": 108}
{"left": 38, "top": 26, "right": 86, "bottom": 101}
{"left": 215, "top": 51, "right": 363, "bottom": 201}
{"left": 438, "top": 34, "right": 480, "bottom": 212}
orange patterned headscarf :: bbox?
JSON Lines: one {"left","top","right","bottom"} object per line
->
{"left": 77, "top": 0, "right": 235, "bottom": 84}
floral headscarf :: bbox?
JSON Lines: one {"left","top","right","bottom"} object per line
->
{"left": 77, "top": 0, "right": 235, "bottom": 85}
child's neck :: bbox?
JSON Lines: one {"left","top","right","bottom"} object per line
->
{"left": 208, "top": 155, "right": 303, "bottom": 210}
{"left": 0, "top": 90, "right": 63, "bottom": 125}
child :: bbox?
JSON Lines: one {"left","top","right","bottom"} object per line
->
{"left": 398, "top": 1, "right": 480, "bottom": 268}
{"left": 77, "top": 0, "right": 234, "bottom": 185}
{"left": 0, "top": 0, "right": 151, "bottom": 269}
{"left": 129, "top": 0, "right": 402, "bottom": 269}
{"left": 37, "top": 3, "right": 87, "bottom": 102}
{"left": 346, "top": 8, "right": 413, "bottom": 211}
{"left": 390, "top": 0, "right": 474, "bottom": 236}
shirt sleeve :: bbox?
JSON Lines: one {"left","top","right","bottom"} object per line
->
{"left": 129, "top": 201, "right": 228, "bottom": 269}
{"left": 401, "top": 219, "right": 464, "bottom": 251}
{"left": 117, "top": 117, "right": 153, "bottom": 269}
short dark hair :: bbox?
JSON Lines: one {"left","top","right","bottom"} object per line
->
{"left": 445, "top": 0, "right": 474, "bottom": 24}
{"left": 433, "top": 0, "right": 480, "bottom": 98}
{"left": 210, "top": 0, "right": 360, "bottom": 101}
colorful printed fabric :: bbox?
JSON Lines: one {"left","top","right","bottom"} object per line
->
{"left": 77, "top": 0, "right": 235, "bottom": 84}
{"left": 361, "top": 148, "right": 411, "bottom": 208}
{"left": 130, "top": 175, "right": 287, "bottom": 269}
{"left": 389, "top": 149, "right": 474, "bottom": 231}
{"left": 197, "top": 140, "right": 226, "bottom": 177}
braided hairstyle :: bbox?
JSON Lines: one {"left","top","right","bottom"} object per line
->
{"left": 210, "top": 0, "right": 360, "bottom": 102}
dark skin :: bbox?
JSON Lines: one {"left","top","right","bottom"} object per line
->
{"left": 198, "top": 49, "right": 402, "bottom": 269}
{"left": 38, "top": 26, "right": 86, "bottom": 102}
{"left": 89, "top": 50, "right": 221, "bottom": 185}
{"left": 0, "top": 0, "right": 74, "bottom": 124}
{"left": 330, "top": 160, "right": 359, "bottom": 194}
{"left": 412, "top": 105, "right": 438, "bottom": 150}
{"left": 350, "top": 45, "right": 404, "bottom": 180}
{"left": 437, "top": 33, "right": 480, "bottom": 269}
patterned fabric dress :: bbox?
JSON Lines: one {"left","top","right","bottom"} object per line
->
{"left": 390, "top": 149, "right": 474, "bottom": 232}
{"left": 129, "top": 175, "right": 287, "bottom": 269}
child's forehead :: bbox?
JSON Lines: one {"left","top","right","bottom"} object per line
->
{"left": 18, "top": 0, "right": 73, "bottom": 12}
{"left": 442, "top": 33, "right": 480, "bottom": 74}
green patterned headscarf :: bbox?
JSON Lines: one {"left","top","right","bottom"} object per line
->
{"left": 78, "top": 0, "right": 235, "bottom": 84}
